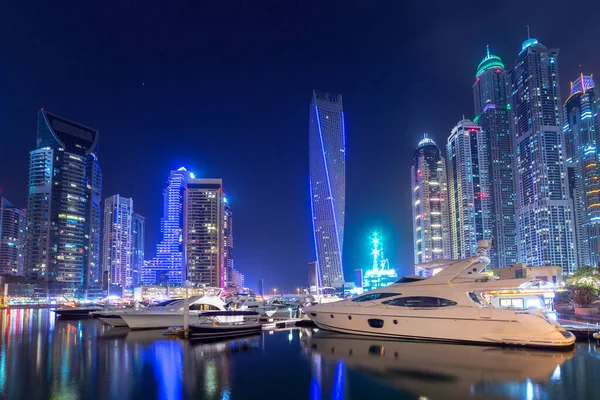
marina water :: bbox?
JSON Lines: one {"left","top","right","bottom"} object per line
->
{"left": 0, "top": 309, "right": 599, "bottom": 399}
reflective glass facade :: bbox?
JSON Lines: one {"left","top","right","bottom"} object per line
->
{"left": 309, "top": 91, "right": 346, "bottom": 288}
{"left": 0, "top": 198, "right": 26, "bottom": 276}
{"left": 102, "top": 195, "right": 134, "bottom": 288}
{"left": 131, "top": 213, "right": 145, "bottom": 287}
{"left": 509, "top": 39, "right": 577, "bottom": 273}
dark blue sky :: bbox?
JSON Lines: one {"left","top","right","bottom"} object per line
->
{"left": 1, "top": 1, "right": 599, "bottom": 292}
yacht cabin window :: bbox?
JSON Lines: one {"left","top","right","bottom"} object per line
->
{"left": 352, "top": 293, "right": 398, "bottom": 302}
{"left": 381, "top": 296, "right": 457, "bottom": 307}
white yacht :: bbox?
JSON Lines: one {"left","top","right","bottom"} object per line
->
{"left": 305, "top": 240, "right": 575, "bottom": 348}
{"left": 95, "top": 299, "right": 182, "bottom": 327}
{"left": 120, "top": 294, "right": 226, "bottom": 329}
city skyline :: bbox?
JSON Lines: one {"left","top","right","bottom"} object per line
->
{"left": 2, "top": 2, "right": 600, "bottom": 289}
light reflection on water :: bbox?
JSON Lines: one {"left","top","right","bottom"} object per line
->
{"left": 0, "top": 309, "right": 598, "bottom": 399}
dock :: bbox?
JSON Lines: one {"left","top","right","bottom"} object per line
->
{"left": 559, "top": 319, "right": 600, "bottom": 341}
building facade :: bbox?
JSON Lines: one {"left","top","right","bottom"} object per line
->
{"left": 24, "top": 110, "right": 102, "bottom": 298}
{"left": 131, "top": 213, "right": 145, "bottom": 287}
{"left": 509, "top": 38, "right": 577, "bottom": 273}
{"left": 223, "top": 199, "right": 233, "bottom": 285}
{"left": 142, "top": 168, "right": 189, "bottom": 286}
{"left": 0, "top": 198, "right": 26, "bottom": 276}
{"left": 102, "top": 195, "right": 134, "bottom": 288}
{"left": 184, "top": 178, "right": 225, "bottom": 287}
{"left": 309, "top": 91, "right": 346, "bottom": 287}
{"left": 447, "top": 119, "right": 493, "bottom": 260}
{"left": 473, "top": 47, "right": 518, "bottom": 268}
{"left": 411, "top": 135, "right": 451, "bottom": 266}
{"left": 564, "top": 75, "right": 600, "bottom": 267}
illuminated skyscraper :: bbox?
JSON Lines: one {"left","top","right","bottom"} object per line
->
{"left": 142, "top": 168, "right": 189, "bottom": 285}
{"left": 131, "top": 213, "right": 145, "bottom": 287}
{"left": 0, "top": 198, "right": 26, "bottom": 276}
{"left": 564, "top": 74, "right": 600, "bottom": 266}
{"left": 24, "top": 110, "right": 102, "bottom": 297}
{"left": 473, "top": 47, "right": 517, "bottom": 267}
{"left": 447, "top": 119, "right": 493, "bottom": 259}
{"left": 309, "top": 91, "right": 346, "bottom": 288}
{"left": 184, "top": 178, "right": 225, "bottom": 287}
{"left": 411, "top": 135, "right": 451, "bottom": 266}
{"left": 223, "top": 199, "right": 233, "bottom": 285}
{"left": 102, "top": 195, "right": 134, "bottom": 288}
{"left": 509, "top": 38, "right": 576, "bottom": 273}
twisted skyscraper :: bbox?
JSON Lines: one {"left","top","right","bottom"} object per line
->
{"left": 309, "top": 91, "right": 346, "bottom": 287}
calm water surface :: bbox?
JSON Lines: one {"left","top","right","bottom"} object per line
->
{"left": 0, "top": 309, "right": 599, "bottom": 399}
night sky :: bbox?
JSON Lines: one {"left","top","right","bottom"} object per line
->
{"left": 1, "top": 1, "right": 599, "bottom": 292}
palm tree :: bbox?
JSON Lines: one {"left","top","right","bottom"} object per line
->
{"left": 567, "top": 265, "right": 600, "bottom": 289}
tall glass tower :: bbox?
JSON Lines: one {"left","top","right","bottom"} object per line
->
{"left": 102, "top": 195, "right": 134, "bottom": 288}
{"left": 0, "top": 198, "right": 26, "bottom": 276}
{"left": 309, "top": 91, "right": 346, "bottom": 288}
{"left": 509, "top": 38, "right": 577, "bottom": 273}
{"left": 411, "top": 135, "right": 451, "bottom": 269}
{"left": 473, "top": 47, "right": 517, "bottom": 268}
{"left": 131, "top": 213, "right": 145, "bottom": 287}
{"left": 24, "top": 110, "right": 102, "bottom": 298}
{"left": 447, "top": 119, "right": 493, "bottom": 260}
{"left": 564, "top": 75, "right": 600, "bottom": 266}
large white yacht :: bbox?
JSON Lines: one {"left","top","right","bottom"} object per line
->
{"left": 120, "top": 293, "right": 226, "bottom": 329}
{"left": 95, "top": 298, "right": 184, "bottom": 327}
{"left": 304, "top": 240, "right": 575, "bottom": 348}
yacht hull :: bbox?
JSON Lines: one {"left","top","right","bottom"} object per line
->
{"left": 307, "top": 309, "right": 575, "bottom": 348}
{"left": 120, "top": 313, "right": 191, "bottom": 330}
{"left": 97, "top": 315, "right": 128, "bottom": 327}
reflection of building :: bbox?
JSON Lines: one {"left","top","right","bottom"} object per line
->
{"left": 131, "top": 213, "right": 145, "bottom": 287}
{"left": 0, "top": 198, "right": 26, "bottom": 276}
{"left": 473, "top": 47, "right": 517, "bottom": 268}
{"left": 309, "top": 91, "right": 346, "bottom": 288}
{"left": 142, "top": 168, "right": 189, "bottom": 286}
{"left": 24, "top": 110, "right": 102, "bottom": 297}
{"left": 564, "top": 75, "right": 600, "bottom": 267}
{"left": 447, "top": 119, "right": 492, "bottom": 260}
{"left": 184, "top": 178, "right": 225, "bottom": 287}
{"left": 362, "top": 233, "right": 398, "bottom": 292}
{"left": 411, "top": 135, "right": 450, "bottom": 265}
{"left": 102, "top": 195, "right": 134, "bottom": 288}
{"left": 509, "top": 38, "right": 577, "bottom": 273}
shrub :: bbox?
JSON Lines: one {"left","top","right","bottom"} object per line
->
{"left": 554, "top": 290, "right": 573, "bottom": 305}
{"left": 572, "top": 286, "right": 598, "bottom": 307}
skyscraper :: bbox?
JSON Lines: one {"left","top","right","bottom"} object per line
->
{"left": 564, "top": 74, "right": 600, "bottom": 267}
{"left": 223, "top": 199, "right": 233, "bottom": 285}
{"left": 131, "top": 213, "right": 145, "bottom": 287}
{"left": 142, "top": 168, "right": 189, "bottom": 285}
{"left": 411, "top": 135, "right": 451, "bottom": 267}
{"left": 102, "top": 195, "right": 134, "bottom": 288}
{"left": 447, "top": 119, "right": 493, "bottom": 259}
{"left": 184, "top": 178, "right": 225, "bottom": 287}
{"left": 0, "top": 198, "right": 26, "bottom": 276}
{"left": 309, "top": 91, "right": 346, "bottom": 288}
{"left": 473, "top": 47, "right": 517, "bottom": 267}
{"left": 509, "top": 38, "right": 577, "bottom": 273}
{"left": 25, "top": 110, "right": 102, "bottom": 297}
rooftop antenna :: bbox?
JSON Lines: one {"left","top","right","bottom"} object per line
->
{"left": 526, "top": 25, "right": 531, "bottom": 39}
{"left": 486, "top": 44, "right": 490, "bottom": 57}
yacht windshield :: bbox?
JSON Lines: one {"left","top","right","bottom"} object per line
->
{"left": 352, "top": 293, "right": 398, "bottom": 302}
{"left": 154, "top": 299, "right": 180, "bottom": 307}
{"left": 382, "top": 296, "right": 457, "bottom": 307}
{"left": 395, "top": 277, "right": 425, "bottom": 283}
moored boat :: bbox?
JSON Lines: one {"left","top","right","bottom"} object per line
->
{"left": 54, "top": 305, "right": 104, "bottom": 319}
{"left": 189, "top": 310, "right": 262, "bottom": 339}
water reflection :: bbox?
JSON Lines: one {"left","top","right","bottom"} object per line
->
{"left": 302, "top": 330, "right": 600, "bottom": 400}
{"left": 0, "top": 310, "right": 599, "bottom": 399}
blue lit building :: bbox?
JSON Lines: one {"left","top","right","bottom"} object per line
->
{"left": 24, "top": 110, "right": 102, "bottom": 298}
{"left": 309, "top": 91, "right": 346, "bottom": 288}
{"left": 0, "top": 198, "right": 26, "bottom": 276}
{"left": 473, "top": 47, "right": 517, "bottom": 268}
{"left": 447, "top": 119, "right": 493, "bottom": 260}
{"left": 102, "top": 195, "right": 134, "bottom": 288}
{"left": 362, "top": 233, "right": 398, "bottom": 292}
{"left": 509, "top": 38, "right": 577, "bottom": 273}
{"left": 142, "top": 168, "right": 189, "bottom": 286}
{"left": 564, "top": 75, "right": 600, "bottom": 266}
{"left": 131, "top": 213, "right": 145, "bottom": 287}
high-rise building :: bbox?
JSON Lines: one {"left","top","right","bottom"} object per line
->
{"left": 411, "top": 135, "right": 451, "bottom": 267}
{"left": 131, "top": 213, "right": 145, "bottom": 287}
{"left": 102, "top": 195, "right": 134, "bottom": 288}
{"left": 309, "top": 91, "right": 346, "bottom": 288}
{"left": 509, "top": 38, "right": 577, "bottom": 273}
{"left": 142, "top": 168, "right": 189, "bottom": 285}
{"left": 24, "top": 110, "right": 102, "bottom": 297}
{"left": 564, "top": 74, "right": 600, "bottom": 266}
{"left": 0, "top": 198, "right": 26, "bottom": 276}
{"left": 473, "top": 47, "right": 518, "bottom": 268}
{"left": 223, "top": 199, "right": 233, "bottom": 285}
{"left": 184, "top": 178, "right": 225, "bottom": 287}
{"left": 447, "top": 119, "right": 493, "bottom": 260}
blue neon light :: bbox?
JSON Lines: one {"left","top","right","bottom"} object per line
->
{"left": 314, "top": 105, "right": 343, "bottom": 277}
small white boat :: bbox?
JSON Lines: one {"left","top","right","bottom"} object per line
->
{"left": 54, "top": 305, "right": 104, "bottom": 319}
{"left": 304, "top": 240, "right": 576, "bottom": 349}
{"left": 189, "top": 311, "right": 262, "bottom": 339}
{"left": 95, "top": 299, "right": 183, "bottom": 327}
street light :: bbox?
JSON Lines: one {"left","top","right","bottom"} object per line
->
{"left": 296, "top": 287, "right": 300, "bottom": 295}
{"left": 273, "top": 288, "right": 277, "bottom": 295}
